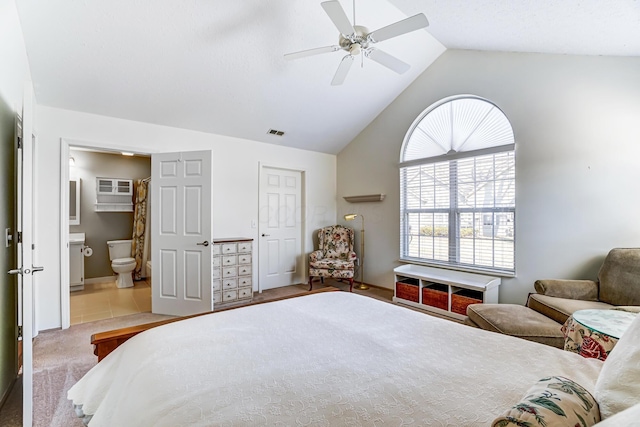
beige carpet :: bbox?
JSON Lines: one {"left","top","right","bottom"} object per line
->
{"left": 0, "top": 312, "right": 174, "bottom": 427}
{"left": 0, "top": 281, "right": 392, "bottom": 427}
{"left": 33, "top": 312, "right": 175, "bottom": 427}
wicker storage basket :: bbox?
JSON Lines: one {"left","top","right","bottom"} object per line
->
{"left": 396, "top": 278, "right": 419, "bottom": 302}
{"left": 451, "top": 289, "right": 483, "bottom": 315}
{"left": 422, "top": 283, "right": 448, "bottom": 310}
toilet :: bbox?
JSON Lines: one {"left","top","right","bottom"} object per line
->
{"left": 107, "top": 240, "right": 136, "bottom": 288}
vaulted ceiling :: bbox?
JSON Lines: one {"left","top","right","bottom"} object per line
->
{"left": 16, "top": 0, "right": 640, "bottom": 154}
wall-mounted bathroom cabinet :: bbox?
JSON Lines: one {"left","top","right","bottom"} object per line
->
{"left": 96, "top": 178, "right": 133, "bottom": 196}
{"left": 95, "top": 177, "right": 134, "bottom": 212}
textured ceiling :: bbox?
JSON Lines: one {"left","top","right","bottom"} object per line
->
{"left": 16, "top": 0, "right": 640, "bottom": 154}
{"left": 391, "top": 0, "right": 640, "bottom": 57}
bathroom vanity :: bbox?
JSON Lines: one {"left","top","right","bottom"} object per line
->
{"left": 69, "top": 233, "right": 86, "bottom": 291}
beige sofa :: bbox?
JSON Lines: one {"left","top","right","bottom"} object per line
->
{"left": 466, "top": 248, "right": 640, "bottom": 348}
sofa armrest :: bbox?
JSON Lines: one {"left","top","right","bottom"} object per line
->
{"left": 534, "top": 279, "right": 599, "bottom": 301}
{"left": 309, "top": 250, "right": 323, "bottom": 262}
{"left": 348, "top": 251, "right": 357, "bottom": 262}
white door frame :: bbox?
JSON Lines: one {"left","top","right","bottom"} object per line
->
{"left": 59, "top": 138, "right": 156, "bottom": 329}
{"left": 19, "top": 83, "right": 36, "bottom": 427}
{"left": 257, "top": 163, "right": 307, "bottom": 293}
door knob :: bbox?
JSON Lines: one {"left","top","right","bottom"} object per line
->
{"left": 261, "top": 234, "right": 270, "bottom": 237}
{"left": 197, "top": 241, "right": 210, "bottom": 247}
{"left": 31, "top": 266, "right": 44, "bottom": 274}
{"left": 8, "top": 268, "right": 23, "bottom": 275}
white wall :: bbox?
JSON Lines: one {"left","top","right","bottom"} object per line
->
{"left": 337, "top": 50, "right": 640, "bottom": 305}
{"left": 36, "top": 106, "right": 337, "bottom": 330}
{"left": 0, "top": 0, "right": 32, "bottom": 112}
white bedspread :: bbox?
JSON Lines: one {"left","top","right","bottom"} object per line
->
{"left": 68, "top": 292, "right": 602, "bottom": 426}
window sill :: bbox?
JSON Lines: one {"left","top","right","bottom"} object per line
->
{"left": 398, "top": 258, "right": 516, "bottom": 278}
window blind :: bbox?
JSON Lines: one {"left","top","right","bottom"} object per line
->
{"left": 399, "top": 96, "right": 516, "bottom": 275}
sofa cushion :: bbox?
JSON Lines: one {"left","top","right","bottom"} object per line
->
{"left": 309, "top": 258, "right": 354, "bottom": 270}
{"left": 594, "top": 312, "right": 640, "bottom": 419}
{"left": 534, "top": 279, "right": 599, "bottom": 300}
{"left": 463, "top": 316, "right": 479, "bottom": 328}
{"left": 308, "top": 267, "right": 354, "bottom": 279}
{"left": 466, "top": 304, "right": 565, "bottom": 348}
{"left": 598, "top": 248, "right": 640, "bottom": 306}
{"left": 492, "top": 376, "right": 600, "bottom": 427}
{"left": 527, "top": 294, "right": 613, "bottom": 324}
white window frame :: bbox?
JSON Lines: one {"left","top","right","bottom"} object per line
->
{"left": 399, "top": 95, "right": 516, "bottom": 276}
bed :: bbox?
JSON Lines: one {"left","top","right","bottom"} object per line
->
{"left": 68, "top": 290, "right": 604, "bottom": 426}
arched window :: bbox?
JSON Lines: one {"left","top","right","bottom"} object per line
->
{"left": 399, "top": 95, "right": 515, "bottom": 274}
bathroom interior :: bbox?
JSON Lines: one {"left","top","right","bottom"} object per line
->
{"left": 68, "top": 148, "right": 152, "bottom": 325}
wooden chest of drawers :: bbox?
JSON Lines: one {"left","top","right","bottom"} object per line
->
{"left": 212, "top": 238, "right": 253, "bottom": 308}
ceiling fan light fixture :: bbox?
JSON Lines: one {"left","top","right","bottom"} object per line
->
{"left": 349, "top": 43, "right": 361, "bottom": 56}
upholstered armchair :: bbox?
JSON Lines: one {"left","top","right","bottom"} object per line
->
{"left": 309, "top": 225, "right": 357, "bottom": 292}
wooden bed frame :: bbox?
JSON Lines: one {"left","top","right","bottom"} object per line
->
{"left": 91, "top": 286, "right": 339, "bottom": 362}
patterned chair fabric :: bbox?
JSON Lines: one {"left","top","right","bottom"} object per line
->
{"left": 309, "top": 225, "right": 357, "bottom": 292}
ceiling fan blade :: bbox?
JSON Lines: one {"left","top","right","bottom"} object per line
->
{"left": 367, "top": 48, "right": 410, "bottom": 74}
{"left": 331, "top": 55, "right": 354, "bottom": 86}
{"left": 321, "top": 1, "right": 355, "bottom": 37}
{"left": 284, "top": 45, "right": 341, "bottom": 60}
{"left": 367, "top": 13, "right": 429, "bottom": 43}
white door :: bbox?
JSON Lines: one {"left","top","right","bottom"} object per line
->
{"left": 9, "top": 85, "right": 40, "bottom": 427}
{"left": 151, "top": 151, "right": 213, "bottom": 316}
{"left": 258, "top": 167, "right": 303, "bottom": 291}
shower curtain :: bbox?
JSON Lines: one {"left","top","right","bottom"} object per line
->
{"left": 132, "top": 178, "right": 150, "bottom": 280}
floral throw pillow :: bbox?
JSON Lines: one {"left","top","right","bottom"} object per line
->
{"left": 492, "top": 376, "right": 600, "bottom": 427}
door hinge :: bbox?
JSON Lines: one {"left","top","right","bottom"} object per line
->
{"left": 17, "top": 326, "right": 22, "bottom": 339}
{"left": 17, "top": 232, "right": 22, "bottom": 243}
{"left": 17, "top": 136, "right": 22, "bottom": 149}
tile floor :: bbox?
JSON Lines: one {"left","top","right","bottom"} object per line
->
{"left": 70, "top": 279, "right": 151, "bottom": 325}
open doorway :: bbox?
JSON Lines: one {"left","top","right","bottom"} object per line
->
{"left": 60, "top": 139, "right": 154, "bottom": 329}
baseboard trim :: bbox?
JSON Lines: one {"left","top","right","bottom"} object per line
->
{"left": 355, "top": 281, "right": 391, "bottom": 291}
{"left": 0, "top": 374, "right": 18, "bottom": 413}
{"left": 84, "top": 276, "right": 116, "bottom": 285}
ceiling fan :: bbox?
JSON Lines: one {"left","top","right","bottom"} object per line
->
{"left": 284, "top": 0, "right": 429, "bottom": 86}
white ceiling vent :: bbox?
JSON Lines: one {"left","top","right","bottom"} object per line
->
{"left": 267, "top": 129, "right": 285, "bottom": 136}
